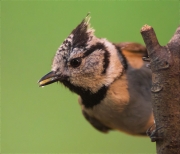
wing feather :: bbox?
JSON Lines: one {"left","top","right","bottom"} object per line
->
{"left": 115, "top": 42, "right": 148, "bottom": 69}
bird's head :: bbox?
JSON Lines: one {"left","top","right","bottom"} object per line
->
{"left": 38, "top": 14, "right": 126, "bottom": 95}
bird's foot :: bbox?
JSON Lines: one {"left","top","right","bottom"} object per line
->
{"left": 146, "top": 124, "right": 163, "bottom": 142}
{"left": 142, "top": 56, "right": 151, "bottom": 69}
{"left": 142, "top": 56, "right": 150, "bottom": 62}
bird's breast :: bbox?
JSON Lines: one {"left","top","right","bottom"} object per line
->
{"left": 81, "top": 75, "right": 131, "bottom": 130}
{"left": 81, "top": 74, "right": 153, "bottom": 135}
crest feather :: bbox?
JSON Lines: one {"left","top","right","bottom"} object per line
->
{"left": 71, "top": 13, "right": 94, "bottom": 47}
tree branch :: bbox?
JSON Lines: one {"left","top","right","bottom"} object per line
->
{"left": 141, "top": 25, "right": 180, "bottom": 154}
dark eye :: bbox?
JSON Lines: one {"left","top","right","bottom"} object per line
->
{"left": 70, "top": 58, "right": 82, "bottom": 68}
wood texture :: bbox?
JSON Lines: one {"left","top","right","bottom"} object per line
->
{"left": 141, "top": 25, "right": 180, "bottom": 154}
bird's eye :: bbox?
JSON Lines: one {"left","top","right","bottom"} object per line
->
{"left": 70, "top": 58, "right": 82, "bottom": 68}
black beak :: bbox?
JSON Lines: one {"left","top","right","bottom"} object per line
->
{"left": 38, "top": 71, "right": 61, "bottom": 87}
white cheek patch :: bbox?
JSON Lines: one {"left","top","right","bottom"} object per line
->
{"left": 99, "top": 39, "right": 124, "bottom": 86}
{"left": 68, "top": 38, "right": 124, "bottom": 93}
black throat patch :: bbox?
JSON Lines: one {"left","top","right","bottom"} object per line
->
{"left": 61, "top": 80, "right": 108, "bottom": 108}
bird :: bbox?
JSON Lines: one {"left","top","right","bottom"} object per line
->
{"left": 38, "top": 14, "right": 154, "bottom": 136}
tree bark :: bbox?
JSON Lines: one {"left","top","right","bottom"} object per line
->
{"left": 141, "top": 25, "right": 180, "bottom": 154}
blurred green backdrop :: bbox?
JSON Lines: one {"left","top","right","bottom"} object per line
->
{"left": 2, "top": 1, "right": 179, "bottom": 153}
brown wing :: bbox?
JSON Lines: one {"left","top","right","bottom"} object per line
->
{"left": 115, "top": 42, "right": 148, "bottom": 69}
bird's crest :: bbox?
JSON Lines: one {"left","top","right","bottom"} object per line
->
{"left": 57, "top": 13, "right": 94, "bottom": 56}
{"left": 71, "top": 13, "right": 94, "bottom": 48}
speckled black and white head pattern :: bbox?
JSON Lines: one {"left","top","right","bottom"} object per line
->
{"left": 51, "top": 14, "right": 126, "bottom": 96}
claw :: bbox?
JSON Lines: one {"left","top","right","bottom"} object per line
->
{"left": 146, "top": 63, "right": 151, "bottom": 69}
{"left": 142, "top": 56, "right": 150, "bottom": 62}
{"left": 146, "top": 124, "right": 163, "bottom": 142}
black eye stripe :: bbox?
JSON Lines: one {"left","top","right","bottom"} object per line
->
{"left": 82, "top": 43, "right": 110, "bottom": 74}
{"left": 83, "top": 43, "right": 106, "bottom": 58}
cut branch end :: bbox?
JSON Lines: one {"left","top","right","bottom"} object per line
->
{"left": 140, "top": 24, "right": 152, "bottom": 32}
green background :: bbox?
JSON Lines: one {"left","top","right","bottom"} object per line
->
{"left": 2, "top": 1, "right": 179, "bottom": 153}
